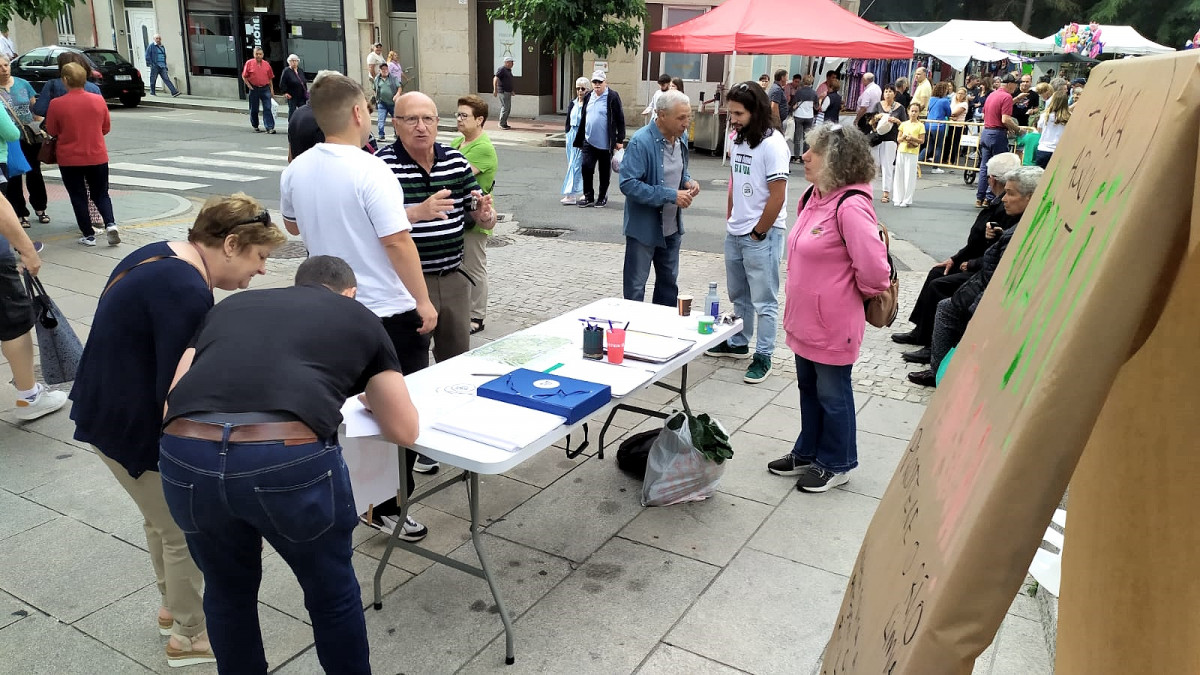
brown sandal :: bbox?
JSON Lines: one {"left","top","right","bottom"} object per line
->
{"left": 19, "top": 217, "right": 29, "bottom": 228}
{"left": 880, "top": 193, "right": 891, "bottom": 204}
{"left": 36, "top": 211, "right": 50, "bottom": 223}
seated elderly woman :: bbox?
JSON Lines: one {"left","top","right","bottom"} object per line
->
{"left": 767, "top": 123, "right": 892, "bottom": 493}
{"left": 892, "top": 152, "right": 1023, "bottom": 364}
{"left": 908, "top": 165, "right": 1045, "bottom": 387}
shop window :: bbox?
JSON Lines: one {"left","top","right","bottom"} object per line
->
{"left": 187, "top": 10, "right": 238, "bottom": 73}
{"left": 390, "top": 0, "right": 416, "bottom": 12}
{"left": 662, "top": 6, "right": 705, "bottom": 81}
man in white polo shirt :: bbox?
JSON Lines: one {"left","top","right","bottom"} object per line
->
{"left": 705, "top": 81, "right": 789, "bottom": 385}
{"left": 280, "top": 73, "right": 436, "bottom": 540}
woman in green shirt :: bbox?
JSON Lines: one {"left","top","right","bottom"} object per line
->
{"left": 451, "top": 95, "right": 498, "bottom": 335}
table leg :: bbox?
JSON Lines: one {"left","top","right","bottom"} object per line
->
{"left": 373, "top": 445, "right": 413, "bottom": 610}
{"left": 468, "top": 471, "right": 516, "bottom": 665}
{"left": 596, "top": 364, "right": 693, "bottom": 459}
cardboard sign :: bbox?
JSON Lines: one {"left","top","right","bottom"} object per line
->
{"left": 823, "top": 52, "right": 1200, "bottom": 674}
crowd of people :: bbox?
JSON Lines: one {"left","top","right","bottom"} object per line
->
{"left": 0, "top": 48, "right": 1073, "bottom": 670}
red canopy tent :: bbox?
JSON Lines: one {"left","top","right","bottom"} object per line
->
{"left": 647, "top": 0, "right": 914, "bottom": 58}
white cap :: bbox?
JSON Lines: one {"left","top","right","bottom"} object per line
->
{"left": 591, "top": 70, "right": 607, "bottom": 83}
{"left": 503, "top": 55, "right": 514, "bottom": 63}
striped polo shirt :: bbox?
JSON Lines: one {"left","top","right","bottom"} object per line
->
{"left": 375, "top": 141, "right": 480, "bottom": 274}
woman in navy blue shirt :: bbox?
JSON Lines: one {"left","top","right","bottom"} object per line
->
{"left": 69, "top": 193, "right": 286, "bottom": 668}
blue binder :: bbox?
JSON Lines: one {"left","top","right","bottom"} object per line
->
{"left": 476, "top": 368, "right": 611, "bottom": 425}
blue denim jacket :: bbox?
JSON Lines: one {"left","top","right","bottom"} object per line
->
{"left": 618, "top": 122, "right": 691, "bottom": 248}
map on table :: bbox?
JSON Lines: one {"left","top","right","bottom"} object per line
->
{"left": 472, "top": 334, "right": 571, "bottom": 367}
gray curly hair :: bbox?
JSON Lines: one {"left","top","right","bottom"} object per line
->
{"left": 804, "top": 123, "right": 876, "bottom": 193}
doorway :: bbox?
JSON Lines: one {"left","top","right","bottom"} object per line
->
{"left": 388, "top": 15, "right": 419, "bottom": 93}
{"left": 126, "top": 9, "right": 157, "bottom": 82}
{"left": 242, "top": 10, "right": 285, "bottom": 84}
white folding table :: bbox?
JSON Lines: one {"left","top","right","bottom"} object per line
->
{"left": 340, "top": 298, "right": 742, "bottom": 665}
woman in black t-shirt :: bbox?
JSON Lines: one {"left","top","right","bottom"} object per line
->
{"left": 68, "top": 194, "right": 286, "bottom": 668}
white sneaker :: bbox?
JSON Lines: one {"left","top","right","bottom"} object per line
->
{"left": 361, "top": 513, "right": 428, "bottom": 542}
{"left": 413, "top": 454, "right": 440, "bottom": 474}
{"left": 13, "top": 386, "right": 68, "bottom": 421}
{"left": 930, "top": 168, "right": 946, "bottom": 174}
{"left": 560, "top": 195, "right": 576, "bottom": 205}
{"left": 105, "top": 225, "right": 121, "bottom": 246}
{"left": 78, "top": 236, "right": 97, "bottom": 247}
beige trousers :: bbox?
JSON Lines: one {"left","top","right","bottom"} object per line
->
{"left": 98, "top": 451, "right": 206, "bottom": 638}
{"left": 462, "top": 227, "right": 489, "bottom": 322}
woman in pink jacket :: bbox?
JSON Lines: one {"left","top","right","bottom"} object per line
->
{"left": 768, "top": 123, "right": 892, "bottom": 493}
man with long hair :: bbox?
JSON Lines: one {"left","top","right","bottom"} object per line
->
{"left": 705, "top": 82, "right": 790, "bottom": 384}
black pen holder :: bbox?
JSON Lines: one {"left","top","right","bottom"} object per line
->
{"left": 582, "top": 326, "right": 604, "bottom": 360}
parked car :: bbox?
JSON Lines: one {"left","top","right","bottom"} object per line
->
{"left": 12, "top": 46, "right": 144, "bottom": 107}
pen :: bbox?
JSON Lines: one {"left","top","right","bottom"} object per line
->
{"left": 470, "top": 373, "right": 504, "bottom": 377}
{"left": 544, "top": 363, "right": 564, "bottom": 373}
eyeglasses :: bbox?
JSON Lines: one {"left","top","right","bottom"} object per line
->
{"left": 214, "top": 210, "right": 271, "bottom": 238}
{"left": 398, "top": 115, "right": 438, "bottom": 127}
{"left": 454, "top": 112, "right": 473, "bottom": 120}
{"left": 576, "top": 87, "right": 587, "bottom": 91}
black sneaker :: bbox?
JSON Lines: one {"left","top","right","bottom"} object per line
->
{"left": 901, "top": 347, "right": 931, "bottom": 364}
{"left": 359, "top": 514, "right": 428, "bottom": 542}
{"left": 577, "top": 196, "right": 594, "bottom": 208}
{"left": 795, "top": 466, "right": 849, "bottom": 493}
{"left": 413, "top": 454, "right": 440, "bottom": 474}
{"left": 705, "top": 341, "right": 751, "bottom": 359}
{"left": 767, "top": 454, "right": 811, "bottom": 476}
{"left": 595, "top": 196, "right": 608, "bottom": 208}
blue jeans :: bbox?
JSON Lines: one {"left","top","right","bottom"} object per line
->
{"left": 975, "top": 128, "right": 1010, "bottom": 201}
{"left": 149, "top": 64, "right": 178, "bottom": 95}
{"left": 1034, "top": 149, "right": 1052, "bottom": 169}
{"left": 623, "top": 232, "right": 681, "bottom": 307}
{"left": 377, "top": 102, "right": 394, "bottom": 138}
{"left": 287, "top": 96, "right": 299, "bottom": 119}
{"left": 248, "top": 86, "right": 275, "bottom": 131}
{"left": 159, "top": 434, "right": 368, "bottom": 674}
{"left": 725, "top": 228, "right": 783, "bottom": 355}
{"left": 790, "top": 355, "right": 858, "bottom": 473}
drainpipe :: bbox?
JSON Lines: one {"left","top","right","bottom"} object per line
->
{"left": 88, "top": 0, "right": 99, "bottom": 46}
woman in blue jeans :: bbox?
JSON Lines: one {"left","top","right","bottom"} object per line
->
{"left": 768, "top": 124, "right": 891, "bottom": 493}
{"left": 68, "top": 194, "right": 286, "bottom": 667}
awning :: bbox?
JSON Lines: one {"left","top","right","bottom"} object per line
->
{"left": 921, "top": 20, "right": 1051, "bottom": 53}
{"left": 1035, "top": 25, "right": 1174, "bottom": 56}
{"left": 913, "top": 34, "right": 1020, "bottom": 70}
{"left": 646, "top": 0, "right": 914, "bottom": 58}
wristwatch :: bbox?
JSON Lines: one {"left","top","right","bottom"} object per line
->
{"left": 749, "top": 228, "right": 767, "bottom": 241}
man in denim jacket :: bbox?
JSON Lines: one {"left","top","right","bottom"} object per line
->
{"left": 618, "top": 90, "right": 699, "bottom": 306}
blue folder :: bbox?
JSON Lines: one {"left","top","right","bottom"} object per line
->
{"left": 476, "top": 368, "right": 612, "bottom": 425}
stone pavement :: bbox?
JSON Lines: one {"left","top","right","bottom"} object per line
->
{"left": 0, "top": 201, "right": 1052, "bottom": 673}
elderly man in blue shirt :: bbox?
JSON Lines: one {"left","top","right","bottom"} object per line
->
{"left": 145, "top": 34, "right": 180, "bottom": 97}
{"left": 573, "top": 70, "right": 625, "bottom": 208}
{"left": 618, "top": 89, "right": 699, "bottom": 306}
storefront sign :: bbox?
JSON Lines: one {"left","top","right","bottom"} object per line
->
{"left": 494, "top": 20, "right": 521, "bottom": 77}
{"left": 251, "top": 15, "right": 262, "bottom": 48}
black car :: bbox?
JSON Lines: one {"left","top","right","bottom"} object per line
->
{"left": 12, "top": 46, "right": 144, "bottom": 107}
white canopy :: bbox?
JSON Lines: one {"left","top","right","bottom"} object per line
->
{"left": 922, "top": 19, "right": 1050, "bottom": 53}
{"left": 913, "top": 34, "right": 1018, "bottom": 70}
{"left": 1035, "top": 25, "right": 1174, "bottom": 56}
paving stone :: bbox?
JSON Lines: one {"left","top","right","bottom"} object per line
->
{"left": 749, "top": 488, "right": 879, "bottom": 578}
{"left": 0, "top": 613, "right": 153, "bottom": 674}
{"left": 619, "top": 492, "right": 773, "bottom": 566}
{"left": 681, "top": 377, "right": 781, "bottom": 421}
{"left": 667, "top": 548, "right": 846, "bottom": 675}
{"left": 988, "top": 614, "right": 1053, "bottom": 675}
{"left": 739, "top": 403, "right": 800, "bottom": 442}
{"left": 0, "top": 518, "right": 152, "bottom": 623}
{"left": 0, "top": 589, "right": 34, "bottom": 630}
{"left": 461, "top": 538, "right": 718, "bottom": 674}
{"left": 416, "top": 473, "right": 540, "bottom": 526}
{"left": 486, "top": 454, "right": 643, "bottom": 562}
{"left": 771, "top": 386, "right": 800, "bottom": 409}
{"left": 836, "top": 431, "right": 908, "bottom": 500}
{"left": 856, "top": 396, "right": 925, "bottom": 441}
{"left": 0, "top": 400, "right": 92, "bottom": 452}
{"left": 23, "top": 456, "right": 145, "bottom": 543}
{"left": 0, "top": 426, "right": 95, "bottom": 497}
{"left": 714, "top": 431, "right": 795, "bottom": 506}
{"left": 1007, "top": 583, "right": 1042, "bottom": 622}
{"left": 636, "top": 643, "right": 747, "bottom": 674}
{"left": 501, "top": 445, "right": 588, "bottom": 489}
{"left": 74, "top": 583, "right": 314, "bottom": 674}
{"left": 0, "top": 487, "right": 57, "bottom": 543}
{"left": 257, "top": 550, "right": 413, "bottom": 623}
{"left": 354, "top": 505, "right": 472, "bottom": 575}
{"left": 276, "top": 535, "right": 571, "bottom": 675}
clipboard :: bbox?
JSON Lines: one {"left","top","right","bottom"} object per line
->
{"left": 614, "top": 330, "right": 695, "bottom": 363}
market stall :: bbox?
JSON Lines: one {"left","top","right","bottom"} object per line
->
{"left": 920, "top": 19, "right": 1050, "bottom": 53}
{"left": 1035, "top": 24, "right": 1175, "bottom": 56}
{"left": 646, "top": 0, "right": 914, "bottom": 155}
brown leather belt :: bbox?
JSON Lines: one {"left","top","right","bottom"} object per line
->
{"left": 164, "top": 418, "right": 319, "bottom": 446}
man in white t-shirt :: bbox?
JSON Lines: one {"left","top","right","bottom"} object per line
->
{"left": 0, "top": 31, "right": 16, "bottom": 60}
{"left": 855, "top": 72, "right": 881, "bottom": 127}
{"left": 280, "top": 73, "right": 436, "bottom": 539}
{"left": 366, "top": 43, "right": 386, "bottom": 78}
{"left": 705, "top": 81, "right": 790, "bottom": 385}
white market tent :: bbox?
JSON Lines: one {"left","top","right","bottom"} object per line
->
{"left": 1033, "top": 25, "right": 1174, "bottom": 56}
{"left": 913, "top": 33, "right": 1019, "bottom": 70}
{"left": 921, "top": 19, "right": 1050, "bottom": 53}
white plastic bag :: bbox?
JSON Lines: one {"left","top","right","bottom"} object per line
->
{"left": 642, "top": 411, "right": 728, "bottom": 506}
{"left": 610, "top": 147, "right": 625, "bottom": 174}
{"left": 270, "top": 97, "right": 279, "bottom": 117}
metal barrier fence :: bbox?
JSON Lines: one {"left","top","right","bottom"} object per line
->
{"left": 915, "top": 120, "right": 1024, "bottom": 186}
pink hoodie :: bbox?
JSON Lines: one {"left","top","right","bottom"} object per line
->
{"left": 784, "top": 183, "right": 892, "bottom": 366}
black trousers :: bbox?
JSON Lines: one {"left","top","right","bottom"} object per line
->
{"left": 59, "top": 164, "right": 115, "bottom": 238}
{"left": 4, "top": 137, "right": 47, "bottom": 218}
{"left": 376, "top": 308, "right": 430, "bottom": 512}
{"left": 907, "top": 267, "right": 971, "bottom": 345}
{"left": 580, "top": 142, "right": 612, "bottom": 200}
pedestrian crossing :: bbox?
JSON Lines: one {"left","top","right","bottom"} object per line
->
{"left": 43, "top": 149, "right": 290, "bottom": 192}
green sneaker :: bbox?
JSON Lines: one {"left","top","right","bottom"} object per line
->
{"left": 744, "top": 353, "right": 772, "bottom": 384}
{"left": 705, "top": 340, "right": 752, "bottom": 359}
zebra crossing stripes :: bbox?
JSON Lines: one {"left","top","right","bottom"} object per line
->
{"left": 41, "top": 168, "right": 209, "bottom": 191}
{"left": 107, "top": 162, "right": 263, "bottom": 182}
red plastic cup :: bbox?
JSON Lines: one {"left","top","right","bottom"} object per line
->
{"left": 606, "top": 328, "right": 625, "bottom": 364}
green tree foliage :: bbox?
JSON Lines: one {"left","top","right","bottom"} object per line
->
{"left": 0, "top": 0, "right": 77, "bottom": 27}
{"left": 487, "top": 0, "right": 648, "bottom": 58}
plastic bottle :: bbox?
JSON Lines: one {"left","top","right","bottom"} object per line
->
{"left": 705, "top": 282, "right": 720, "bottom": 318}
